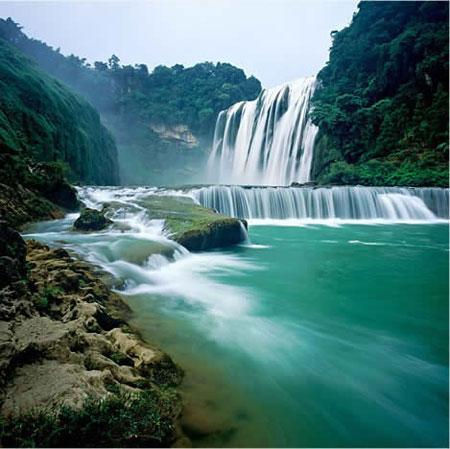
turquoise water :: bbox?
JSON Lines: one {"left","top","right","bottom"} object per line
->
{"left": 127, "top": 223, "right": 449, "bottom": 447}
{"left": 25, "top": 216, "right": 449, "bottom": 447}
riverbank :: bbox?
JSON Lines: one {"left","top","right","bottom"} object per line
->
{"left": 0, "top": 221, "right": 188, "bottom": 447}
{"left": 0, "top": 184, "right": 250, "bottom": 447}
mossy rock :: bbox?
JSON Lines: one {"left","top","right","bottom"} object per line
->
{"left": 138, "top": 195, "right": 247, "bottom": 251}
{"left": 73, "top": 208, "right": 113, "bottom": 232}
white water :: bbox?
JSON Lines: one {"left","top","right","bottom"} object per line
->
{"left": 191, "top": 185, "right": 449, "bottom": 222}
{"left": 207, "top": 77, "right": 318, "bottom": 186}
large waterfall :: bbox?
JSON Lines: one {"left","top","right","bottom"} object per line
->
{"left": 191, "top": 185, "right": 449, "bottom": 221}
{"left": 207, "top": 77, "right": 318, "bottom": 186}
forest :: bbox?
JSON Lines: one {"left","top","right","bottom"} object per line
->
{"left": 0, "top": 39, "right": 119, "bottom": 186}
{"left": 0, "top": 18, "right": 261, "bottom": 184}
{"left": 311, "top": 1, "right": 449, "bottom": 187}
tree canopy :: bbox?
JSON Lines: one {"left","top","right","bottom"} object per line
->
{"left": 0, "top": 18, "right": 261, "bottom": 184}
{"left": 311, "top": 1, "right": 449, "bottom": 187}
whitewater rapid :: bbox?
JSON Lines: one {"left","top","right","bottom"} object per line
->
{"left": 207, "top": 77, "right": 318, "bottom": 186}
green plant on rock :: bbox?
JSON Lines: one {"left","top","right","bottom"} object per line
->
{"left": 34, "top": 286, "right": 63, "bottom": 312}
{"left": 0, "top": 390, "right": 177, "bottom": 448}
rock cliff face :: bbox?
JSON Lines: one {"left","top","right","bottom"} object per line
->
{"left": 0, "top": 223, "right": 185, "bottom": 447}
{"left": 0, "top": 156, "right": 79, "bottom": 229}
{"left": 150, "top": 123, "right": 199, "bottom": 147}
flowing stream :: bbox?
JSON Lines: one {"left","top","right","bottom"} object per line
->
{"left": 23, "top": 186, "right": 449, "bottom": 447}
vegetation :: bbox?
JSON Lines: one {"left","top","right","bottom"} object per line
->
{"left": 34, "top": 285, "right": 63, "bottom": 312}
{"left": 0, "top": 390, "right": 177, "bottom": 447}
{"left": 0, "top": 39, "right": 119, "bottom": 185}
{"left": 139, "top": 195, "right": 246, "bottom": 251}
{"left": 311, "top": 1, "right": 449, "bottom": 187}
{"left": 0, "top": 18, "right": 262, "bottom": 184}
{"left": 73, "top": 207, "right": 113, "bottom": 231}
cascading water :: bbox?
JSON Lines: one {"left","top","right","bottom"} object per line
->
{"left": 191, "top": 185, "right": 449, "bottom": 221}
{"left": 207, "top": 77, "right": 318, "bottom": 186}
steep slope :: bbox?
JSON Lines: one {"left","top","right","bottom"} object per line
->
{"left": 0, "top": 39, "right": 119, "bottom": 185}
{"left": 0, "top": 19, "right": 261, "bottom": 185}
{"left": 311, "top": 1, "right": 448, "bottom": 187}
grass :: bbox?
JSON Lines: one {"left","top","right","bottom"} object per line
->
{"left": 0, "top": 390, "right": 177, "bottom": 447}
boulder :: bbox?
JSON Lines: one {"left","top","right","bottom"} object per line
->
{"left": 138, "top": 195, "right": 248, "bottom": 251}
{"left": 0, "top": 221, "right": 27, "bottom": 286}
{"left": 73, "top": 208, "right": 113, "bottom": 231}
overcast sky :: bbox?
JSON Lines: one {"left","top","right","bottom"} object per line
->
{"left": 0, "top": 0, "right": 358, "bottom": 88}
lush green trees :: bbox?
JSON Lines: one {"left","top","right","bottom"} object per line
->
{"left": 0, "top": 18, "right": 261, "bottom": 184}
{"left": 311, "top": 1, "right": 449, "bottom": 187}
{"left": 0, "top": 39, "right": 119, "bottom": 185}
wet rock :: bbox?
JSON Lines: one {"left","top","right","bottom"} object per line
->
{"left": 174, "top": 219, "right": 247, "bottom": 252}
{"left": 73, "top": 208, "right": 113, "bottom": 231}
{"left": 0, "top": 221, "right": 27, "bottom": 286}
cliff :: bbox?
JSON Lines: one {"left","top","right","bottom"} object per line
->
{"left": 0, "top": 39, "right": 120, "bottom": 186}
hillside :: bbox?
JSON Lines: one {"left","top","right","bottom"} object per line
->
{"left": 0, "top": 39, "right": 121, "bottom": 226}
{"left": 0, "top": 39, "right": 119, "bottom": 186}
{"left": 311, "top": 1, "right": 449, "bottom": 187}
{"left": 0, "top": 18, "right": 262, "bottom": 184}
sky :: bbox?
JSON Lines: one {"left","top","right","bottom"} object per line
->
{"left": 0, "top": 0, "right": 358, "bottom": 88}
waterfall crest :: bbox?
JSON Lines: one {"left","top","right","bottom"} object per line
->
{"left": 207, "top": 77, "right": 318, "bottom": 186}
{"left": 192, "top": 185, "right": 449, "bottom": 221}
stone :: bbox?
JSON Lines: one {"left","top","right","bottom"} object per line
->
{"left": 73, "top": 208, "right": 113, "bottom": 231}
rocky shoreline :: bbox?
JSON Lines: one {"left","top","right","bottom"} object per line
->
{"left": 0, "top": 221, "right": 188, "bottom": 447}
{"left": 0, "top": 183, "right": 250, "bottom": 446}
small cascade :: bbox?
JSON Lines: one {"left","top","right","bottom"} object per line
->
{"left": 191, "top": 185, "right": 449, "bottom": 221}
{"left": 207, "top": 77, "right": 318, "bottom": 186}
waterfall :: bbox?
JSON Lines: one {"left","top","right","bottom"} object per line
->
{"left": 191, "top": 185, "right": 449, "bottom": 221}
{"left": 207, "top": 77, "right": 318, "bottom": 186}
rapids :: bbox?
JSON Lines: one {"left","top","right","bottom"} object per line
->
{"left": 22, "top": 186, "right": 449, "bottom": 447}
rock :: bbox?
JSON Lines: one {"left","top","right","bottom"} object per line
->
{"left": 0, "top": 238, "right": 185, "bottom": 446}
{"left": 174, "top": 219, "right": 247, "bottom": 252}
{"left": 290, "top": 181, "right": 316, "bottom": 187}
{"left": 73, "top": 208, "right": 113, "bottom": 231}
{"left": 138, "top": 195, "right": 248, "bottom": 251}
{"left": 29, "top": 162, "right": 79, "bottom": 211}
{"left": 0, "top": 221, "right": 27, "bottom": 286}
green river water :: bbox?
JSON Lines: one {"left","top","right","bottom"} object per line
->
{"left": 127, "top": 223, "right": 449, "bottom": 447}
{"left": 25, "top": 216, "right": 449, "bottom": 447}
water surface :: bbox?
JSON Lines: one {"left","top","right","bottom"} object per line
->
{"left": 24, "top": 207, "right": 449, "bottom": 447}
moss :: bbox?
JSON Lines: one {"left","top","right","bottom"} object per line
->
{"left": 73, "top": 208, "right": 113, "bottom": 232}
{"left": 33, "top": 286, "right": 63, "bottom": 312}
{"left": 0, "top": 390, "right": 177, "bottom": 447}
{"left": 108, "top": 351, "right": 134, "bottom": 367}
{"left": 138, "top": 195, "right": 246, "bottom": 251}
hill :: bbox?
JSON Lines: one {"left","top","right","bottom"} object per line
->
{"left": 0, "top": 18, "right": 262, "bottom": 184}
{"left": 311, "top": 1, "right": 449, "bottom": 187}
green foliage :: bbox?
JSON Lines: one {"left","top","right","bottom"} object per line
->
{"left": 0, "top": 390, "right": 176, "bottom": 447}
{"left": 321, "top": 160, "right": 448, "bottom": 187}
{"left": 311, "top": 1, "right": 449, "bottom": 187}
{"left": 34, "top": 285, "right": 63, "bottom": 311}
{"left": 0, "top": 37, "right": 119, "bottom": 185}
{"left": 0, "top": 18, "right": 262, "bottom": 184}
{"left": 108, "top": 351, "right": 134, "bottom": 366}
